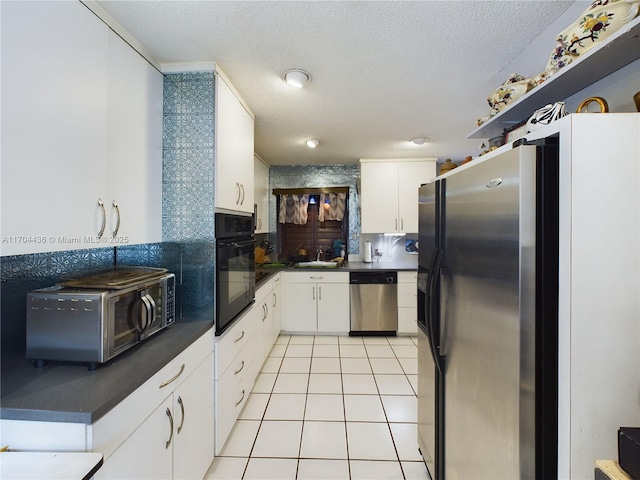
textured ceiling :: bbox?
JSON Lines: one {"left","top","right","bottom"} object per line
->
{"left": 95, "top": 0, "right": 574, "bottom": 165}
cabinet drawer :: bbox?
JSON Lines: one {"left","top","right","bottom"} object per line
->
{"left": 215, "top": 361, "right": 255, "bottom": 454}
{"left": 216, "top": 350, "right": 254, "bottom": 409}
{"left": 397, "top": 283, "right": 417, "bottom": 308}
{"left": 398, "top": 271, "right": 417, "bottom": 283}
{"left": 92, "top": 328, "right": 213, "bottom": 460}
{"left": 215, "top": 309, "right": 256, "bottom": 379}
{"left": 398, "top": 307, "right": 418, "bottom": 334}
{"left": 284, "top": 271, "right": 348, "bottom": 284}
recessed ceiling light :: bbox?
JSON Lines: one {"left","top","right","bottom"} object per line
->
{"left": 306, "top": 139, "right": 319, "bottom": 148}
{"left": 411, "top": 137, "right": 429, "bottom": 145}
{"left": 282, "top": 69, "right": 311, "bottom": 88}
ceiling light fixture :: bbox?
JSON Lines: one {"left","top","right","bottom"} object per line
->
{"left": 306, "top": 139, "right": 319, "bottom": 148}
{"left": 282, "top": 68, "right": 312, "bottom": 88}
{"left": 411, "top": 137, "right": 429, "bottom": 145}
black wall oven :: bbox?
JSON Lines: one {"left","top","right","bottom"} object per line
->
{"left": 215, "top": 212, "right": 255, "bottom": 336}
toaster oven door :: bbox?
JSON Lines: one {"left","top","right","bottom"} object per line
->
{"left": 108, "top": 290, "right": 142, "bottom": 359}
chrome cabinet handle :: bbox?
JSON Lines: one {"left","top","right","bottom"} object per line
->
{"left": 235, "top": 389, "right": 246, "bottom": 407}
{"left": 395, "top": 218, "right": 398, "bottom": 231}
{"left": 262, "top": 304, "right": 266, "bottom": 321}
{"left": 234, "top": 331, "right": 245, "bottom": 343}
{"left": 310, "top": 276, "right": 323, "bottom": 280}
{"left": 234, "top": 360, "right": 245, "bottom": 375}
{"left": 273, "top": 292, "right": 277, "bottom": 308}
{"left": 236, "top": 182, "right": 241, "bottom": 205}
{"left": 112, "top": 200, "right": 121, "bottom": 237}
{"left": 97, "top": 199, "right": 106, "bottom": 239}
{"left": 400, "top": 218, "right": 403, "bottom": 231}
{"left": 159, "top": 364, "right": 185, "bottom": 388}
{"left": 240, "top": 183, "right": 245, "bottom": 205}
{"left": 319, "top": 286, "right": 322, "bottom": 301}
{"left": 312, "top": 286, "right": 315, "bottom": 301}
{"left": 165, "top": 408, "right": 174, "bottom": 449}
{"left": 177, "top": 396, "right": 185, "bottom": 434}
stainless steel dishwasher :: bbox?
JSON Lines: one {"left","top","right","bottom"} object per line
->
{"left": 350, "top": 271, "right": 398, "bottom": 335}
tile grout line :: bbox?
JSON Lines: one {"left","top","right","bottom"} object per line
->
{"left": 241, "top": 334, "right": 291, "bottom": 479}
{"left": 337, "top": 336, "right": 353, "bottom": 480}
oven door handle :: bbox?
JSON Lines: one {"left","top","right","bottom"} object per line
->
{"left": 218, "top": 238, "right": 255, "bottom": 249}
{"left": 233, "top": 238, "right": 255, "bottom": 248}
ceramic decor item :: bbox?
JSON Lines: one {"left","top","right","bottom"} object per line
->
{"left": 487, "top": 73, "right": 534, "bottom": 114}
{"left": 439, "top": 159, "right": 458, "bottom": 175}
{"left": 576, "top": 96, "right": 609, "bottom": 112}
{"left": 546, "top": 0, "right": 640, "bottom": 72}
{"left": 526, "top": 101, "right": 568, "bottom": 132}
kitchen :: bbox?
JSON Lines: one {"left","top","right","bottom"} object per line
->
{"left": 1, "top": 1, "right": 639, "bottom": 480}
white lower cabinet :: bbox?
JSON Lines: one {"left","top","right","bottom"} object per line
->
{"left": 282, "top": 271, "right": 349, "bottom": 334}
{"left": 271, "top": 275, "right": 282, "bottom": 343}
{"left": 97, "top": 360, "right": 216, "bottom": 480}
{"left": 214, "top": 273, "right": 282, "bottom": 454}
{"left": 95, "top": 397, "right": 174, "bottom": 480}
{"left": 94, "top": 337, "right": 214, "bottom": 480}
{"left": 397, "top": 271, "right": 418, "bottom": 334}
{"left": 172, "top": 353, "right": 215, "bottom": 480}
{"left": 0, "top": 329, "right": 215, "bottom": 480}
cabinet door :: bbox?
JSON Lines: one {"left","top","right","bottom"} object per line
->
{"left": 282, "top": 282, "right": 317, "bottom": 332}
{"left": 173, "top": 353, "right": 215, "bottom": 480}
{"left": 254, "top": 156, "right": 269, "bottom": 233}
{"left": 271, "top": 278, "right": 282, "bottom": 341}
{"left": 107, "top": 31, "right": 163, "bottom": 246}
{"left": 215, "top": 75, "right": 254, "bottom": 213}
{"left": 360, "top": 162, "right": 399, "bottom": 233}
{"left": 94, "top": 397, "right": 173, "bottom": 480}
{"left": 397, "top": 161, "right": 436, "bottom": 233}
{"left": 1, "top": 1, "right": 109, "bottom": 255}
{"left": 317, "top": 283, "right": 350, "bottom": 333}
{"left": 260, "top": 299, "right": 274, "bottom": 361}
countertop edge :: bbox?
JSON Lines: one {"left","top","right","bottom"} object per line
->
{"left": 1, "top": 318, "right": 213, "bottom": 424}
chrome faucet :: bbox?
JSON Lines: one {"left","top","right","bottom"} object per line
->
{"left": 317, "top": 249, "right": 322, "bottom": 261}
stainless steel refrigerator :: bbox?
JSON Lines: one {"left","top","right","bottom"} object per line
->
{"left": 417, "top": 139, "right": 560, "bottom": 479}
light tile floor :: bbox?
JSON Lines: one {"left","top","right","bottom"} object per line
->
{"left": 205, "top": 334, "right": 430, "bottom": 480}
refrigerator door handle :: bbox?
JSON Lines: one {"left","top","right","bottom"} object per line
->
{"left": 429, "top": 249, "right": 446, "bottom": 375}
{"left": 421, "top": 250, "right": 439, "bottom": 360}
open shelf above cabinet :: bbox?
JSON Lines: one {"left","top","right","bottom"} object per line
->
{"left": 467, "top": 16, "right": 640, "bottom": 140}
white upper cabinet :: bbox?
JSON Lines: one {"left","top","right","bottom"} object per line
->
{"left": 215, "top": 74, "right": 255, "bottom": 213}
{"left": 360, "top": 159, "right": 436, "bottom": 234}
{"left": 107, "top": 32, "right": 163, "bottom": 247}
{"left": 0, "top": 1, "right": 163, "bottom": 255}
{"left": 1, "top": 1, "right": 109, "bottom": 255}
{"left": 254, "top": 155, "right": 269, "bottom": 233}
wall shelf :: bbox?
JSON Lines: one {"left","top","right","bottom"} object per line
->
{"left": 467, "top": 16, "right": 640, "bottom": 139}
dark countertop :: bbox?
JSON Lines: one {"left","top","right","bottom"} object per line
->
{"left": 256, "top": 261, "right": 417, "bottom": 276}
{"left": 0, "top": 316, "right": 213, "bottom": 424}
{"left": 346, "top": 261, "right": 418, "bottom": 272}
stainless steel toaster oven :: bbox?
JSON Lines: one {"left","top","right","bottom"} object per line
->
{"left": 26, "top": 268, "right": 175, "bottom": 369}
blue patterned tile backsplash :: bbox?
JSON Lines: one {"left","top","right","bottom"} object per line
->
{"left": 269, "top": 164, "right": 361, "bottom": 254}
{"left": 163, "top": 72, "right": 215, "bottom": 242}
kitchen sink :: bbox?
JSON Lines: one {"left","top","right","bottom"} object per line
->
{"left": 295, "top": 261, "right": 339, "bottom": 268}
